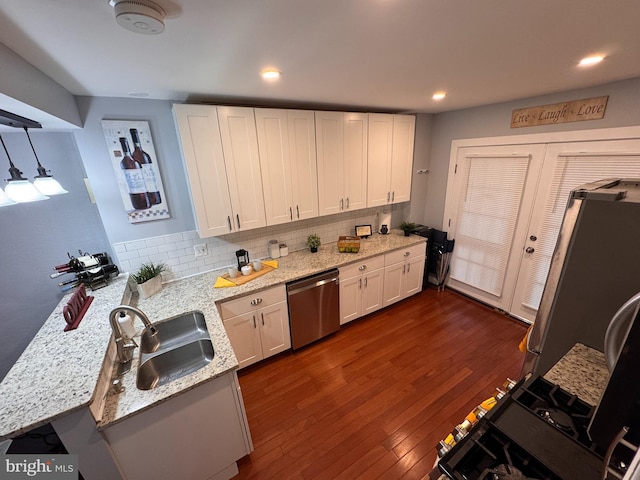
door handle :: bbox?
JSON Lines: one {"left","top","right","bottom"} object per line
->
{"left": 227, "top": 216, "right": 232, "bottom": 231}
{"left": 359, "top": 278, "right": 362, "bottom": 289}
{"left": 392, "top": 191, "right": 395, "bottom": 202}
{"left": 252, "top": 315, "right": 256, "bottom": 328}
{"left": 387, "top": 192, "right": 390, "bottom": 202}
{"left": 236, "top": 214, "right": 241, "bottom": 229}
{"left": 261, "top": 313, "right": 265, "bottom": 326}
{"left": 407, "top": 263, "right": 411, "bottom": 273}
{"left": 290, "top": 207, "right": 293, "bottom": 220}
{"left": 525, "top": 247, "right": 535, "bottom": 253}
{"left": 529, "top": 235, "right": 537, "bottom": 241}
{"left": 346, "top": 197, "right": 349, "bottom": 209}
{"left": 296, "top": 205, "right": 300, "bottom": 218}
{"left": 364, "top": 277, "right": 368, "bottom": 287}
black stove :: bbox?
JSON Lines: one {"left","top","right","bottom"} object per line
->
{"left": 438, "top": 375, "right": 606, "bottom": 480}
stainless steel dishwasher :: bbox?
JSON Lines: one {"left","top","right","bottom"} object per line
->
{"left": 287, "top": 268, "right": 340, "bottom": 349}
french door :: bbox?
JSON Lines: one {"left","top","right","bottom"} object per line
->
{"left": 445, "top": 137, "right": 640, "bottom": 322}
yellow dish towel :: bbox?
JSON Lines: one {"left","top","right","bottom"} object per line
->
{"left": 214, "top": 276, "right": 236, "bottom": 288}
{"left": 261, "top": 259, "right": 279, "bottom": 269}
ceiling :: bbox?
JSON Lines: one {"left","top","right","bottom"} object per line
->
{"left": 1, "top": 0, "right": 640, "bottom": 126}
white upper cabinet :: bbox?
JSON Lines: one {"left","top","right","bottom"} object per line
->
{"left": 367, "top": 114, "right": 415, "bottom": 207}
{"left": 217, "top": 106, "right": 267, "bottom": 232}
{"left": 315, "top": 111, "right": 368, "bottom": 216}
{"left": 173, "top": 104, "right": 235, "bottom": 237}
{"left": 255, "top": 109, "right": 318, "bottom": 225}
{"left": 174, "top": 104, "right": 266, "bottom": 236}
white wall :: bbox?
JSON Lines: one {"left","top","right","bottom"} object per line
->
{"left": 424, "top": 77, "right": 640, "bottom": 229}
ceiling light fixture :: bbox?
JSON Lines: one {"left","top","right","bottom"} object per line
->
{"left": 432, "top": 92, "right": 447, "bottom": 100}
{"left": 111, "top": 0, "right": 166, "bottom": 35}
{"left": 24, "top": 127, "right": 68, "bottom": 196}
{"left": 261, "top": 69, "right": 283, "bottom": 80}
{"left": 1, "top": 134, "right": 48, "bottom": 203}
{"left": 579, "top": 55, "right": 605, "bottom": 67}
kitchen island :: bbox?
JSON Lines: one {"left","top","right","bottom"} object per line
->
{"left": 0, "top": 231, "right": 425, "bottom": 479}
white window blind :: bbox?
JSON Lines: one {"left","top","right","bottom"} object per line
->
{"left": 450, "top": 155, "right": 530, "bottom": 297}
{"left": 521, "top": 153, "right": 640, "bottom": 309}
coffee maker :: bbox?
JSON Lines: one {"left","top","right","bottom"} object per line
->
{"left": 235, "top": 249, "right": 250, "bottom": 270}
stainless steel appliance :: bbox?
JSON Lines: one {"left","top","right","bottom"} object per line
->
{"left": 523, "top": 178, "right": 640, "bottom": 377}
{"left": 438, "top": 375, "right": 607, "bottom": 480}
{"left": 287, "top": 269, "right": 340, "bottom": 350}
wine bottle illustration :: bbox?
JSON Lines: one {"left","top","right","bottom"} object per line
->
{"left": 120, "top": 137, "right": 150, "bottom": 210}
{"left": 130, "top": 128, "right": 161, "bottom": 205}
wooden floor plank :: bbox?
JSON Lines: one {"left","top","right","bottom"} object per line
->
{"left": 233, "top": 288, "right": 527, "bottom": 479}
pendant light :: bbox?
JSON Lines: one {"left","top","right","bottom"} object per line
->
{"left": 1, "top": 133, "right": 49, "bottom": 203}
{"left": 0, "top": 185, "right": 16, "bottom": 207}
{"left": 24, "top": 127, "right": 68, "bottom": 196}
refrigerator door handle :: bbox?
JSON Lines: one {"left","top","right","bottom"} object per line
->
{"left": 604, "top": 291, "right": 640, "bottom": 371}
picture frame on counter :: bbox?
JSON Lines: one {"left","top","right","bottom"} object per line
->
{"left": 355, "top": 224, "right": 372, "bottom": 238}
{"left": 101, "top": 120, "right": 170, "bottom": 224}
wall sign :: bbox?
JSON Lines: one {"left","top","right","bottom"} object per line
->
{"left": 511, "top": 96, "right": 608, "bottom": 128}
{"left": 102, "top": 120, "right": 170, "bottom": 223}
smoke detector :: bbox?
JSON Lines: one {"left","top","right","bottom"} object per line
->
{"left": 111, "top": 0, "right": 165, "bottom": 34}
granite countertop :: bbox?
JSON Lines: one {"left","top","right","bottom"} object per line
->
{"left": 0, "top": 231, "right": 424, "bottom": 435}
{"left": 543, "top": 342, "right": 609, "bottom": 406}
{"left": 0, "top": 274, "right": 130, "bottom": 441}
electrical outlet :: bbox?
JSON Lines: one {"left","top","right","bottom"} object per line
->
{"left": 194, "top": 243, "right": 208, "bottom": 257}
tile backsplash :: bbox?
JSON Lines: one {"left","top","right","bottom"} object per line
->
{"left": 113, "top": 205, "right": 403, "bottom": 282}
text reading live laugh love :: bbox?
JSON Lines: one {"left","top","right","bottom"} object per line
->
{"left": 511, "top": 96, "right": 608, "bottom": 128}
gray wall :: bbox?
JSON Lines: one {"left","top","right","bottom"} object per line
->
{"left": 0, "top": 131, "right": 110, "bottom": 380}
{"left": 424, "top": 77, "right": 640, "bottom": 229}
{"left": 73, "top": 96, "right": 195, "bottom": 245}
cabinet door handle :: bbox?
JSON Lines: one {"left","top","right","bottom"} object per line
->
{"left": 346, "top": 197, "right": 349, "bottom": 209}
{"left": 407, "top": 263, "right": 411, "bottom": 273}
{"left": 340, "top": 198, "right": 344, "bottom": 210}
{"left": 359, "top": 278, "right": 362, "bottom": 289}
{"left": 290, "top": 207, "right": 293, "bottom": 221}
{"left": 227, "top": 216, "right": 232, "bottom": 231}
{"left": 392, "top": 191, "right": 395, "bottom": 202}
{"left": 387, "top": 192, "right": 390, "bottom": 202}
{"left": 402, "top": 265, "right": 406, "bottom": 274}
{"left": 296, "top": 205, "right": 300, "bottom": 218}
{"left": 236, "top": 214, "right": 241, "bottom": 229}
{"left": 364, "top": 277, "right": 368, "bottom": 287}
{"left": 252, "top": 315, "right": 257, "bottom": 328}
{"left": 261, "top": 313, "right": 265, "bottom": 326}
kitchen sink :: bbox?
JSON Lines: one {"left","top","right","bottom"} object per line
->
{"left": 137, "top": 339, "right": 215, "bottom": 390}
{"left": 136, "top": 310, "right": 214, "bottom": 390}
{"left": 139, "top": 311, "right": 209, "bottom": 354}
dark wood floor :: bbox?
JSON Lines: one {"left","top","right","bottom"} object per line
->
{"left": 233, "top": 287, "right": 528, "bottom": 480}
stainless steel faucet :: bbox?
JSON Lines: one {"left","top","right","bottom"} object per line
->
{"left": 109, "top": 305, "right": 158, "bottom": 375}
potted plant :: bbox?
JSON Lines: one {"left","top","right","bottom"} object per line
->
{"left": 132, "top": 261, "right": 167, "bottom": 299}
{"left": 306, "top": 233, "right": 321, "bottom": 253}
{"left": 399, "top": 221, "right": 417, "bottom": 236}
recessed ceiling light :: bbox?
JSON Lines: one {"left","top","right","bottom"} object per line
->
{"left": 261, "top": 69, "right": 283, "bottom": 80}
{"left": 579, "top": 55, "right": 605, "bottom": 67}
{"left": 432, "top": 92, "right": 447, "bottom": 100}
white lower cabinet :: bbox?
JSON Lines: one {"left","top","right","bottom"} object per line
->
{"left": 219, "top": 285, "right": 291, "bottom": 369}
{"left": 339, "top": 255, "right": 385, "bottom": 325}
{"left": 101, "top": 370, "right": 252, "bottom": 480}
{"left": 382, "top": 243, "right": 426, "bottom": 307}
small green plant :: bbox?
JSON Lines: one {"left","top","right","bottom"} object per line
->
{"left": 399, "top": 221, "right": 417, "bottom": 232}
{"left": 306, "top": 233, "right": 321, "bottom": 249}
{"left": 132, "top": 262, "right": 167, "bottom": 284}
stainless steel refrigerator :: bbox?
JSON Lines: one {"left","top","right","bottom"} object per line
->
{"left": 522, "top": 178, "right": 640, "bottom": 377}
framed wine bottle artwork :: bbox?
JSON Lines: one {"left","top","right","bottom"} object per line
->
{"left": 101, "top": 120, "right": 170, "bottom": 223}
